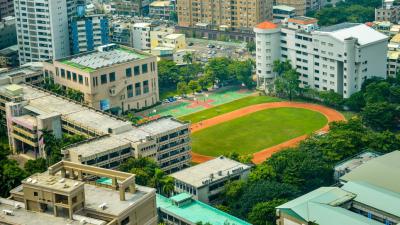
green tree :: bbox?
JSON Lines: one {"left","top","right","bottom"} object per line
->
{"left": 183, "top": 52, "right": 193, "bottom": 65}
{"left": 188, "top": 80, "right": 200, "bottom": 94}
{"left": 318, "top": 91, "right": 344, "bottom": 107}
{"left": 246, "top": 41, "right": 256, "bottom": 52}
{"left": 204, "top": 57, "right": 233, "bottom": 86}
{"left": 361, "top": 102, "right": 400, "bottom": 131}
{"left": 177, "top": 81, "right": 189, "bottom": 96}
{"left": 0, "top": 160, "right": 27, "bottom": 197}
{"left": 274, "top": 69, "right": 300, "bottom": 101}
{"left": 273, "top": 60, "right": 292, "bottom": 76}
{"left": 120, "top": 158, "right": 159, "bottom": 186}
{"left": 158, "top": 60, "right": 181, "bottom": 87}
{"left": 248, "top": 199, "right": 288, "bottom": 225}
{"left": 161, "top": 176, "right": 175, "bottom": 197}
{"left": 345, "top": 91, "right": 366, "bottom": 111}
{"left": 24, "top": 158, "right": 47, "bottom": 175}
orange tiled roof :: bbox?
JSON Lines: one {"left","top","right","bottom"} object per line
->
{"left": 256, "top": 21, "right": 278, "bottom": 29}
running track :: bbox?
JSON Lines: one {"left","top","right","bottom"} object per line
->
{"left": 190, "top": 102, "right": 346, "bottom": 164}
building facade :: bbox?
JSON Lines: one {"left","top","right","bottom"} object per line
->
{"left": 275, "top": 0, "right": 320, "bottom": 16}
{"left": 0, "top": 16, "right": 17, "bottom": 50}
{"left": 14, "top": 0, "right": 71, "bottom": 64}
{"left": 132, "top": 23, "right": 152, "bottom": 50}
{"left": 2, "top": 161, "right": 158, "bottom": 225}
{"left": 0, "top": 45, "right": 19, "bottom": 68}
{"left": 44, "top": 44, "right": 159, "bottom": 112}
{"left": 254, "top": 18, "right": 388, "bottom": 98}
{"left": 0, "top": 0, "right": 13, "bottom": 20}
{"left": 170, "top": 156, "right": 251, "bottom": 203}
{"left": 0, "top": 82, "right": 190, "bottom": 174}
{"left": 273, "top": 5, "right": 296, "bottom": 21}
{"left": 177, "top": 0, "right": 273, "bottom": 32}
{"left": 388, "top": 34, "right": 400, "bottom": 77}
{"left": 70, "top": 14, "right": 110, "bottom": 55}
{"left": 111, "top": 0, "right": 152, "bottom": 17}
{"left": 149, "top": 1, "right": 175, "bottom": 20}
{"left": 375, "top": 0, "right": 400, "bottom": 23}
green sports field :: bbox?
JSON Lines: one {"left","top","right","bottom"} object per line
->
{"left": 179, "top": 95, "right": 280, "bottom": 123}
{"left": 191, "top": 107, "right": 327, "bottom": 156}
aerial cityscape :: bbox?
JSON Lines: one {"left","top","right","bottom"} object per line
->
{"left": 0, "top": 0, "right": 399, "bottom": 224}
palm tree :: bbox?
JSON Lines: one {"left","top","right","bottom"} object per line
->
{"left": 183, "top": 52, "right": 193, "bottom": 65}
{"left": 161, "top": 176, "right": 175, "bottom": 197}
{"left": 153, "top": 168, "right": 165, "bottom": 193}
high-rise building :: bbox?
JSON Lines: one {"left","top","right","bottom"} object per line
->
{"left": 0, "top": 16, "right": 16, "bottom": 50}
{"left": 176, "top": 0, "right": 273, "bottom": 32}
{"left": 70, "top": 13, "right": 110, "bottom": 55}
{"left": 14, "top": 0, "right": 71, "bottom": 64}
{"left": 111, "top": 0, "right": 152, "bottom": 17}
{"left": 149, "top": 1, "right": 176, "bottom": 20}
{"left": 254, "top": 18, "right": 388, "bottom": 98}
{"left": 375, "top": 0, "right": 400, "bottom": 23}
{"left": 0, "top": 0, "right": 14, "bottom": 20}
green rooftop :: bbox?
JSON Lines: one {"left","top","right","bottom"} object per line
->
{"left": 59, "top": 45, "right": 149, "bottom": 72}
{"left": 156, "top": 194, "right": 252, "bottom": 225}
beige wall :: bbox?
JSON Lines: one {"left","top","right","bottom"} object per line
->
{"left": 177, "top": 0, "right": 273, "bottom": 30}
{"left": 45, "top": 55, "right": 160, "bottom": 112}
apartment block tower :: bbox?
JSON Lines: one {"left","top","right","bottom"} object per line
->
{"left": 14, "top": 0, "right": 71, "bottom": 64}
{"left": 70, "top": 6, "right": 110, "bottom": 55}
{"left": 0, "top": 0, "right": 14, "bottom": 20}
{"left": 177, "top": 0, "right": 273, "bottom": 32}
{"left": 254, "top": 17, "right": 388, "bottom": 98}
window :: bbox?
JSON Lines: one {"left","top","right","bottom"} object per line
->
{"left": 109, "top": 72, "right": 116, "bottom": 82}
{"left": 134, "top": 66, "right": 140, "bottom": 76}
{"left": 143, "top": 80, "right": 149, "bottom": 93}
{"left": 78, "top": 75, "right": 83, "bottom": 84}
{"left": 126, "top": 68, "right": 132, "bottom": 77}
{"left": 142, "top": 64, "right": 148, "bottom": 74}
{"left": 135, "top": 82, "right": 141, "bottom": 96}
{"left": 101, "top": 74, "right": 107, "bottom": 84}
{"left": 127, "top": 85, "right": 133, "bottom": 98}
{"left": 121, "top": 217, "right": 130, "bottom": 225}
{"left": 34, "top": 192, "right": 38, "bottom": 196}
{"left": 93, "top": 77, "right": 98, "bottom": 87}
{"left": 72, "top": 73, "right": 77, "bottom": 82}
{"left": 61, "top": 69, "right": 65, "bottom": 78}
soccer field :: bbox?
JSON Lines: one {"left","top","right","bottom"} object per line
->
{"left": 191, "top": 107, "right": 327, "bottom": 156}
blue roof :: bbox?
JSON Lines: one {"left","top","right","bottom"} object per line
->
{"left": 156, "top": 194, "right": 252, "bottom": 225}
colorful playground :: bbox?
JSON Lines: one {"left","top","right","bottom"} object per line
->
{"left": 139, "top": 86, "right": 255, "bottom": 118}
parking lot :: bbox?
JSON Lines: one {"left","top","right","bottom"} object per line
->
{"left": 186, "top": 38, "right": 254, "bottom": 62}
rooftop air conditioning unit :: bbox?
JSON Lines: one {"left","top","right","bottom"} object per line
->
{"left": 2, "top": 210, "right": 14, "bottom": 216}
{"left": 99, "top": 203, "right": 107, "bottom": 210}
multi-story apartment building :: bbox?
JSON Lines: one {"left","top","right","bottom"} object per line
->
{"left": 254, "top": 17, "right": 388, "bottom": 98}
{"left": 275, "top": 0, "right": 320, "bottom": 16}
{"left": 0, "top": 82, "right": 190, "bottom": 173}
{"left": 2, "top": 161, "right": 158, "bottom": 225}
{"left": 149, "top": 1, "right": 176, "bottom": 20}
{"left": 375, "top": 0, "right": 400, "bottom": 23}
{"left": 132, "top": 23, "right": 152, "bottom": 50}
{"left": 0, "top": 16, "right": 17, "bottom": 50}
{"left": 0, "top": 45, "right": 19, "bottom": 68}
{"left": 273, "top": 5, "right": 296, "bottom": 21}
{"left": 177, "top": 0, "right": 273, "bottom": 32}
{"left": 14, "top": 0, "right": 71, "bottom": 64}
{"left": 111, "top": 0, "right": 152, "bottom": 17}
{"left": 111, "top": 22, "right": 133, "bottom": 47}
{"left": 276, "top": 151, "right": 400, "bottom": 225}
{"left": 70, "top": 13, "right": 110, "bottom": 55}
{"left": 387, "top": 33, "right": 400, "bottom": 77}
{"left": 44, "top": 44, "right": 159, "bottom": 112}
{"left": 0, "top": 0, "right": 13, "bottom": 20}
{"left": 170, "top": 156, "right": 251, "bottom": 203}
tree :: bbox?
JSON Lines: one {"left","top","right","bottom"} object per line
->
{"left": 177, "top": 81, "right": 189, "bottom": 96}
{"left": 246, "top": 41, "right": 256, "bottom": 52}
{"left": 361, "top": 102, "right": 400, "bottom": 131}
{"left": 183, "top": 52, "right": 193, "bottom": 65}
{"left": 318, "top": 91, "right": 344, "bottom": 107}
{"left": 120, "top": 158, "right": 159, "bottom": 186}
{"left": 188, "top": 80, "right": 200, "bottom": 94}
{"left": 24, "top": 158, "right": 47, "bottom": 175}
{"left": 228, "top": 59, "right": 255, "bottom": 88}
{"left": 345, "top": 91, "right": 365, "bottom": 111}
{"left": 204, "top": 57, "right": 233, "bottom": 86}
{"left": 161, "top": 176, "right": 175, "bottom": 197}
{"left": 158, "top": 60, "right": 181, "bottom": 87}
{"left": 0, "top": 160, "right": 27, "bottom": 197}
{"left": 248, "top": 199, "right": 288, "bottom": 225}
{"left": 273, "top": 60, "right": 292, "bottom": 76}
{"left": 274, "top": 69, "right": 300, "bottom": 101}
